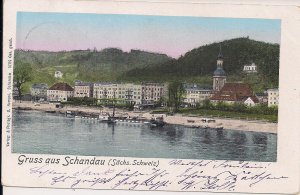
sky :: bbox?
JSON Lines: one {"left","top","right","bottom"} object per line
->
{"left": 16, "top": 12, "right": 281, "bottom": 58}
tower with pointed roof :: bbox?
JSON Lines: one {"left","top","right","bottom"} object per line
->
{"left": 213, "top": 45, "right": 227, "bottom": 91}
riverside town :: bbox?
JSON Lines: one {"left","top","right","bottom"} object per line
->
{"left": 13, "top": 47, "right": 279, "bottom": 130}
{"left": 12, "top": 13, "right": 280, "bottom": 161}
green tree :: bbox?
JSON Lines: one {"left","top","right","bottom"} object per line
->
{"left": 216, "top": 101, "right": 229, "bottom": 111}
{"left": 167, "top": 81, "right": 185, "bottom": 112}
{"left": 202, "top": 99, "right": 213, "bottom": 109}
{"left": 13, "top": 62, "right": 32, "bottom": 99}
{"left": 155, "top": 96, "right": 167, "bottom": 107}
{"left": 231, "top": 102, "right": 247, "bottom": 112}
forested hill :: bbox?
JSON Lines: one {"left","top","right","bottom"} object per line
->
{"left": 15, "top": 37, "right": 280, "bottom": 93}
{"left": 121, "top": 38, "right": 280, "bottom": 91}
{"left": 14, "top": 48, "right": 172, "bottom": 82}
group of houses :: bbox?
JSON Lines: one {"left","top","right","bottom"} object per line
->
{"left": 25, "top": 47, "right": 278, "bottom": 108}
{"left": 183, "top": 47, "right": 278, "bottom": 107}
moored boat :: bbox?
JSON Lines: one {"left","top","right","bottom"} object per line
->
{"left": 215, "top": 126, "right": 224, "bottom": 131}
{"left": 45, "top": 110, "right": 56, "bottom": 113}
{"left": 149, "top": 118, "right": 166, "bottom": 127}
{"left": 66, "top": 110, "right": 75, "bottom": 118}
{"left": 99, "top": 115, "right": 111, "bottom": 122}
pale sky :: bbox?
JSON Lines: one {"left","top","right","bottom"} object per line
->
{"left": 16, "top": 12, "right": 281, "bottom": 58}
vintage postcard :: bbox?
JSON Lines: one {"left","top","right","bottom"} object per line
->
{"left": 2, "top": 0, "right": 300, "bottom": 194}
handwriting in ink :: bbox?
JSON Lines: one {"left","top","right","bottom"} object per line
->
{"left": 28, "top": 160, "right": 288, "bottom": 191}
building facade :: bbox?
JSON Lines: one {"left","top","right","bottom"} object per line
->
{"left": 243, "top": 63, "right": 257, "bottom": 73}
{"left": 93, "top": 82, "right": 166, "bottom": 105}
{"left": 30, "top": 83, "right": 48, "bottom": 101}
{"left": 74, "top": 81, "right": 93, "bottom": 98}
{"left": 47, "top": 82, "right": 74, "bottom": 102}
{"left": 141, "top": 83, "right": 166, "bottom": 104}
{"left": 255, "top": 92, "right": 268, "bottom": 104}
{"left": 119, "top": 83, "right": 142, "bottom": 104}
{"left": 213, "top": 46, "right": 227, "bottom": 92}
{"left": 94, "top": 82, "right": 141, "bottom": 104}
{"left": 184, "top": 84, "right": 213, "bottom": 106}
{"left": 93, "top": 82, "right": 118, "bottom": 99}
{"left": 267, "top": 88, "right": 279, "bottom": 107}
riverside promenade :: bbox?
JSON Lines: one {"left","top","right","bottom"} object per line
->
{"left": 12, "top": 101, "right": 277, "bottom": 134}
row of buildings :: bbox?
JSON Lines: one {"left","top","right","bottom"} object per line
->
{"left": 30, "top": 81, "right": 167, "bottom": 105}
{"left": 183, "top": 83, "right": 278, "bottom": 107}
{"left": 30, "top": 81, "right": 278, "bottom": 108}
{"left": 27, "top": 47, "right": 279, "bottom": 107}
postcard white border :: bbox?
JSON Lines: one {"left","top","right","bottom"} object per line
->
{"left": 2, "top": 0, "right": 300, "bottom": 194}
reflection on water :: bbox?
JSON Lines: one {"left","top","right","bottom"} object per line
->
{"left": 252, "top": 134, "right": 268, "bottom": 145}
{"left": 12, "top": 110, "right": 277, "bottom": 162}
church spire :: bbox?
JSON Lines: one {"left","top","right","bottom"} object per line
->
{"left": 213, "top": 44, "right": 227, "bottom": 91}
{"left": 216, "top": 44, "right": 224, "bottom": 68}
{"left": 217, "top": 44, "right": 223, "bottom": 60}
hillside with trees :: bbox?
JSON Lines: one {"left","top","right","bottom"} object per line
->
{"left": 14, "top": 37, "right": 280, "bottom": 93}
{"left": 14, "top": 48, "right": 172, "bottom": 92}
{"left": 121, "top": 37, "right": 280, "bottom": 92}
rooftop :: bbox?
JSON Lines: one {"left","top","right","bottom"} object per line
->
{"left": 256, "top": 92, "right": 268, "bottom": 96}
{"left": 244, "top": 62, "right": 257, "bottom": 67}
{"left": 213, "top": 68, "right": 226, "bottom": 77}
{"left": 211, "top": 82, "right": 258, "bottom": 102}
{"left": 267, "top": 88, "right": 279, "bottom": 92}
{"left": 48, "top": 83, "right": 73, "bottom": 91}
{"left": 217, "top": 45, "right": 223, "bottom": 60}
{"left": 184, "top": 84, "right": 212, "bottom": 91}
{"left": 31, "top": 83, "right": 48, "bottom": 89}
{"left": 75, "top": 80, "right": 93, "bottom": 86}
{"left": 94, "top": 82, "right": 119, "bottom": 86}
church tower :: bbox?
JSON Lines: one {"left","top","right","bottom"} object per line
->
{"left": 213, "top": 45, "right": 227, "bottom": 91}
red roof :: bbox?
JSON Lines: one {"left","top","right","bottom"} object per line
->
{"left": 211, "top": 83, "right": 256, "bottom": 102}
{"left": 49, "top": 83, "right": 73, "bottom": 91}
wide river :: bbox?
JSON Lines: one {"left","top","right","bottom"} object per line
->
{"left": 12, "top": 110, "right": 277, "bottom": 162}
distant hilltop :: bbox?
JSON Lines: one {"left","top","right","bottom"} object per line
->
{"left": 14, "top": 37, "right": 279, "bottom": 93}
{"left": 122, "top": 37, "right": 279, "bottom": 91}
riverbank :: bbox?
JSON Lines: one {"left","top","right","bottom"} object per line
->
{"left": 12, "top": 101, "right": 277, "bottom": 134}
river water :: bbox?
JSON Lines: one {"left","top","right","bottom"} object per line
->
{"left": 12, "top": 110, "right": 277, "bottom": 162}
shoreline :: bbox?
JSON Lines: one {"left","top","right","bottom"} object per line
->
{"left": 12, "top": 101, "right": 278, "bottom": 134}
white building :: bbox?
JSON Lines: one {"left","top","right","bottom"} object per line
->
{"left": 267, "top": 88, "right": 279, "bottom": 107}
{"left": 93, "top": 82, "right": 166, "bottom": 105}
{"left": 47, "top": 82, "right": 74, "bottom": 102}
{"left": 243, "top": 96, "right": 258, "bottom": 107}
{"left": 184, "top": 84, "right": 213, "bottom": 106}
{"left": 93, "top": 82, "right": 142, "bottom": 104}
{"left": 119, "top": 83, "right": 142, "bottom": 104}
{"left": 54, "top": 71, "right": 63, "bottom": 78}
{"left": 141, "top": 83, "right": 166, "bottom": 104}
{"left": 93, "top": 82, "right": 118, "bottom": 100}
{"left": 255, "top": 92, "right": 268, "bottom": 104}
{"left": 31, "top": 83, "right": 48, "bottom": 101}
{"left": 243, "top": 63, "right": 257, "bottom": 73}
{"left": 74, "top": 81, "right": 93, "bottom": 98}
